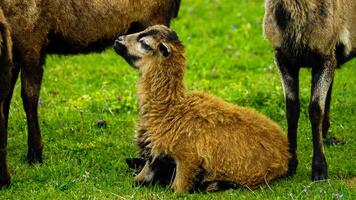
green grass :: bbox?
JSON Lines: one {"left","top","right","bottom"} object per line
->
{"left": 2, "top": 0, "right": 356, "bottom": 199}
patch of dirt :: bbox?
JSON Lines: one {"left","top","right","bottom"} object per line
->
{"left": 345, "top": 176, "right": 356, "bottom": 189}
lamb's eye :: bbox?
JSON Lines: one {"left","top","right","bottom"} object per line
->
{"left": 140, "top": 42, "right": 153, "bottom": 51}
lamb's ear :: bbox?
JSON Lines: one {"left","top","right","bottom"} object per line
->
{"left": 158, "top": 42, "right": 171, "bottom": 58}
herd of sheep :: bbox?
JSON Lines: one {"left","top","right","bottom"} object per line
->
{"left": 0, "top": 0, "right": 354, "bottom": 194}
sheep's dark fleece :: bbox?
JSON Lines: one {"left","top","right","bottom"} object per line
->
{"left": 263, "top": 0, "right": 355, "bottom": 181}
{"left": 0, "top": 0, "right": 181, "bottom": 187}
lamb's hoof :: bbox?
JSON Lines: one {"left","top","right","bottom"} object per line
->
{"left": 324, "top": 136, "right": 345, "bottom": 146}
{"left": 0, "top": 166, "right": 11, "bottom": 189}
{"left": 133, "top": 175, "right": 150, "bottom": 187}
{"left": 197, "top": 181, "right": 237, "bottom": 193}
{"left": 27, "top": 146, "right": 43, "bottom": 165}
{"left": 172, "top": 183, "right": 189, "bottom": 194}
{"left": 133, "top": 180, "right": 150, "bottom": 187}
{"left": 286, "top": 156, "right": 298, "bottom": 177}
{"left": 312, "top": 156, "right": 328, "bottom": 181}
{"left": 126, "top": 158, "right": 146, "bottom": 172}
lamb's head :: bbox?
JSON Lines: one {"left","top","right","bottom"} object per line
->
{"left": 114, "top": 25, "right": 184, "bottom": 69}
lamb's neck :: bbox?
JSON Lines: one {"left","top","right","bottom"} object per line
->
{"left": 137, "top": 61, "right": 185, "bottom": 116}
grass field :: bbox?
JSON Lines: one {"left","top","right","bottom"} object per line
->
{"left": 1, "top": 0, "right": 356, "bottom": 199}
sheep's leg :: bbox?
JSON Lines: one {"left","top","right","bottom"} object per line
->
{"left": 21, "top": 54, "right": 45, "bottom": 165}
{"left": 0, "top": 64, "right": 20, "bottom": 187}
{"left": 275, "top": 50, "right": 300, "bottom": 177}
{"left": 2, "top": 65, "right": 20, "bottom": 132}
{"left": 0, "top": 70, "right": 10, "bottom": 187}
{"left": 322, "top": 81, "right": 332, "bottom": 140}
{"left": 322, "top": 82, "right": 345, "bottom": 146}
{"left": 0, "top": 24, "right": 18, "bottom": 187}
{"left": 309, "top": 58, "right": 336, "bottom": 181}
{"left": 0, "top": 88, "right": 10, "bottom": 187}
{"left": 172, "top": 160, "right": 200, "bottom": 193}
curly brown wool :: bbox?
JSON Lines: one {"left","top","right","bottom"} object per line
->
{"left": 114, "top": 25, "right": 290, "bottom": 193}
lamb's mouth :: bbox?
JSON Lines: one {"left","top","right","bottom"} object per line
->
{"left": 113, "top": 42, "right": 140, "bottom": 68}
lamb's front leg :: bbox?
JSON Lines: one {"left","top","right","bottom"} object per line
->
{"left": 126, "top": 157, "right": 146, "bottom": 172}
{"left": 172, "top": 160, "right": 200, "bottom": 193}
{"left": 133, "top": 161, "right": 155, "bottom": 185}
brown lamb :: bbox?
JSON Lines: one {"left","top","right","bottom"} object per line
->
{"left": 263, "top": 0, "right": 356, "bottom": 181}
{"left": 0, "top": 0, "right": 181, "bottom": 186}
{"left": 114, "top": 25, "right": 290, "bottom": 193}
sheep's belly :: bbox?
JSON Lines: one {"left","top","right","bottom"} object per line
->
{"left": 46, "top": 32, "right": 114, "bottom": 55}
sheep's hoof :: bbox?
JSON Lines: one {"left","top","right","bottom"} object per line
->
{"left": 27, "top": 146, "right": 43, "bottom": 165}
{"left": 286, "top": 156, "right": 298, "bottom": 177}
{"left": 324, "top": 136, "right": 345, "bottom": 146}
{"left": 312, "top": 169, "right": 328, "bottom": 181}
{"left": 126, "top": 158, "right": 146, "bottom": 172}
{"left": 0, "top": 165, "right": 10, "bottom": 189}
{"left": 312, "top": 156, "right": 328, "bottom": 181}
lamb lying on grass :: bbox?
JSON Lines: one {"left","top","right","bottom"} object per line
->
{"left": 114, "top": 25, "right": 290, "bottom": 193}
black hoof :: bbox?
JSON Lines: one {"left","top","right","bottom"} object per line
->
{"left": 126, "top": 158, "right": 146, "bottom": 171}
{"left": 312, "top": 170, "right": 328, "bottom": 182}
{"left": 312, "top": 157, "right": 328, "bottom": 181}
{"left": 0, "top": 178, "right": 10, "bottom": 189}
{"left": 286, "top": 156, "right": 298, "bottom": 177}
{"left": 27, "top": 146, "right": 43, "bottom": 165}
{"left": 0, "top": 166, "right": 11, "bottom": 189}
{"left": 324, "top": 136, "right": 345, "bottom": 146}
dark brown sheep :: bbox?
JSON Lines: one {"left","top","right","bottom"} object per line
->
{"left": 0, "top": 0, "right": 181, "bottom": 187}
{"left": 114, "top": 25, "right": 290, "bottom": 193}
{"left": 263, "top": 0, "right": 355, "bottom": 181}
